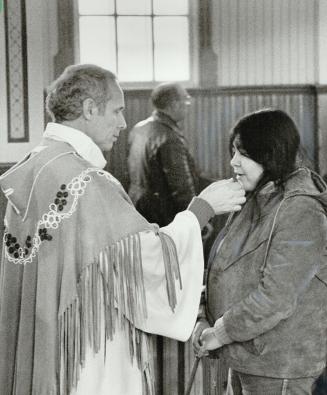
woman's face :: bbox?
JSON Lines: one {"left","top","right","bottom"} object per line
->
{"left": 230, "top": 140, "right": 264, "bottom": 191}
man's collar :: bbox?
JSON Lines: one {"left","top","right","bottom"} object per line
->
{"left": 152, "top": 110, "right": 181, "bottom": 133}
{"left": 43, "top": 122, "right": 107, "bottom": 169}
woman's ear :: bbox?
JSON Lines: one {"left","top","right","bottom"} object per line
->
{"left": 82, "top": 98, "right": 98, "bottom": 120}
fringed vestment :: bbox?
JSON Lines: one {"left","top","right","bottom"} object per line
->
{"left": 0, "top": 139, "right": 204, "bottom": 395}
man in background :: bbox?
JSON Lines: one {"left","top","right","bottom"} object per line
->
{"left": 128, "top": 82, "right": 211, "bottom": 227}
{"left": 128, "top": 82, "right": 215, "bottom": 394}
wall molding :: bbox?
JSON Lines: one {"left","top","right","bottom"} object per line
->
{"left": 123, "top": 84, "right": 317, "bottom": 95}
{"left": 4, "top": 0, "right": 29, "bottom": 142}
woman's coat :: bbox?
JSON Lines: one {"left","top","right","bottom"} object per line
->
{"left": 206, "top": 168, "right": 327, "bottom": 378}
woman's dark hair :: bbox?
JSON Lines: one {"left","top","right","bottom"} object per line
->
{"left": 230, "top": 109, "right": 300, "bottom": 191}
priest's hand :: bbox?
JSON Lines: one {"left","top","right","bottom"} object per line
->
{"left": 199, "top": 179, "right": 246, "bottom": 214}
{"left": 192, "top": 319, "right": 210, "bottom": 356}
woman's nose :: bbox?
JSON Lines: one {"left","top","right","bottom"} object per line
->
{"left": 230, "top": 151, "right": 240, "bottom": 167}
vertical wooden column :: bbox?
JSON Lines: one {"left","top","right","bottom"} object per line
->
{"left": 54, "top": 0, "right": 75, "bottom": 78}
{"left": 198, "top": 0, "right": 218, "bottom": 87}
{"left": 316, "top": 89, "right": 327, "bottom": 177}
{"left": 199, "top": 0, "right": 228, "bottom": 391}
{"left": 316, "top": 0, "right": 327, "bottom": 176}
{"left": 3, "top": 0, "right": 29, "bottom": 142}
{"left": 0, "top": 0, "right": 45, "bottom": 162}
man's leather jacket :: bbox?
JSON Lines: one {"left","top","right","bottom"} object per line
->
{"left": 128, "top": 111, "right": 207, "bottom": 226}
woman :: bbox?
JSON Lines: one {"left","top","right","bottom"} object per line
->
{"left": 192, "top": 109, "right": 327, "bottom": 394}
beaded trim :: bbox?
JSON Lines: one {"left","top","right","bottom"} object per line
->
{"left": 4, "top": 168, "right": 120, "bottom": 265}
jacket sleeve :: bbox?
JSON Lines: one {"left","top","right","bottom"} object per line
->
{"left": 159, "top": 136, "right": 197, "bottom": 210}
{"left": 223, "top": 196, "right": 327, "bottom": 342}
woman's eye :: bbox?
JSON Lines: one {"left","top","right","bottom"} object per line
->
{"left": 239, "top": 149, "right": 249, "bottom": 158}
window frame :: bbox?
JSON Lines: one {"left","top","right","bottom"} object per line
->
{"left": 73, "top": 0, "right": 199, "bottom": 89}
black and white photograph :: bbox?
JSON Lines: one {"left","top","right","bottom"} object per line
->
{"left": 0, "top": 1, "right": 327, "bottom": 394}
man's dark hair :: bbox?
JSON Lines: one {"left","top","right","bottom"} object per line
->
{"left": 46, "top": 64, "right": 117, "bottom": 123}
{"left": 230, "top": 108, "right": 300, "bottom": 189}
{"left": 151, "top": 82, "right": 184, "bottom": 110}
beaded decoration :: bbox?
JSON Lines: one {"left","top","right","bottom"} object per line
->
{"left": 4, "top": 168, "right": 119, "bottom": 265}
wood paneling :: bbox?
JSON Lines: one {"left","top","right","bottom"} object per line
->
{"left": 107, "top": 86, "right": 317, "bottom": 190}
{"left": 4, "top": 0, "right": 29, "bottom": 141}
{"left": 212, "top": 0, "right": 317, "bottom": 86}
{"left": 0, "top": 0, "right": 45, "bottom": 163}
{"left": 186, "top": 87, "right": 317, "bottom": 178}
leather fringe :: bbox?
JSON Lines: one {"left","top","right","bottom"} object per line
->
{"left": 58, "top": 231, "right": 179, "bottom": 395}
{"left": 158, "top": 232, "right": 182, "bottom": 312}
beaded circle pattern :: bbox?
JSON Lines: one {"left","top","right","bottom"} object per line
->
{"left": 4, "top": 168, "right": 120, "bottom": 265}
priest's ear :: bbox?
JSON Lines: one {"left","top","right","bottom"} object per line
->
{"left": 82, "top": 98, "right": 99, "bottom": 120}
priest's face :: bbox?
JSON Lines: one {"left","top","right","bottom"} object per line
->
{"left": 89, "top": 81, "right": 126, "bottom": 151}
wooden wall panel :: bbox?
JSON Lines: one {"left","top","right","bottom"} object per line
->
{"left": 110, "top": 87, "right": 316, "bottom": 191}
{"left": 212, "top": 0, "right": 317, "bottom": 86}
{"left": 185, "top": 88, "right": 317, "bottom": 180}
{"left": 105, "top": 91, "right": 152, "bottom": 189}
{"left": 0, "top": 0, "right": 45, "bottom": 163}
{"left": 4, "top": 0, "right": 29, "bottom": 141}
{"left": 108, "top": 87, "right": 317, "bottom": 193}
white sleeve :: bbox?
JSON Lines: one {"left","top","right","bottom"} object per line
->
{"left": 71, "top": 211, "right": 204, "bottom": 395}
{"left": 138, "top": 210, "right": 204, "bottom": 341}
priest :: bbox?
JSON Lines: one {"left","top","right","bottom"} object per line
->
{"left": 0, "top": 64, "right": 245, "bottom": 395}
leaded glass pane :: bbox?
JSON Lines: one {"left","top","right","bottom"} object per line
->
{"left": 117, "top": 16, "right": 153, "bottom": 81}
{"left": 153, "top": 0, "right": 188, "bottom": 15}
{"left": 154, "top": 17, "right": 189, "bottom": 81}
{"left": 79, "top": 16, "right": 117, "bottom": 72}
{"left": 116, "top": 0, "right": 151, "bottom": 15}
{"left": 78, "top": 0, "right": 114, "bottom": 15}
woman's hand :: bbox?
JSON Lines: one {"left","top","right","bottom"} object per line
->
{"left": 192, "top": 319, "right": 210, "bottom": 356}
{"left": 199, "top": 327, "right": 224, "bottom": 352}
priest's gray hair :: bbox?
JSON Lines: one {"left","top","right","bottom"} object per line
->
{"left": 46, "top": 64, "right": 117, "bottom": 123}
